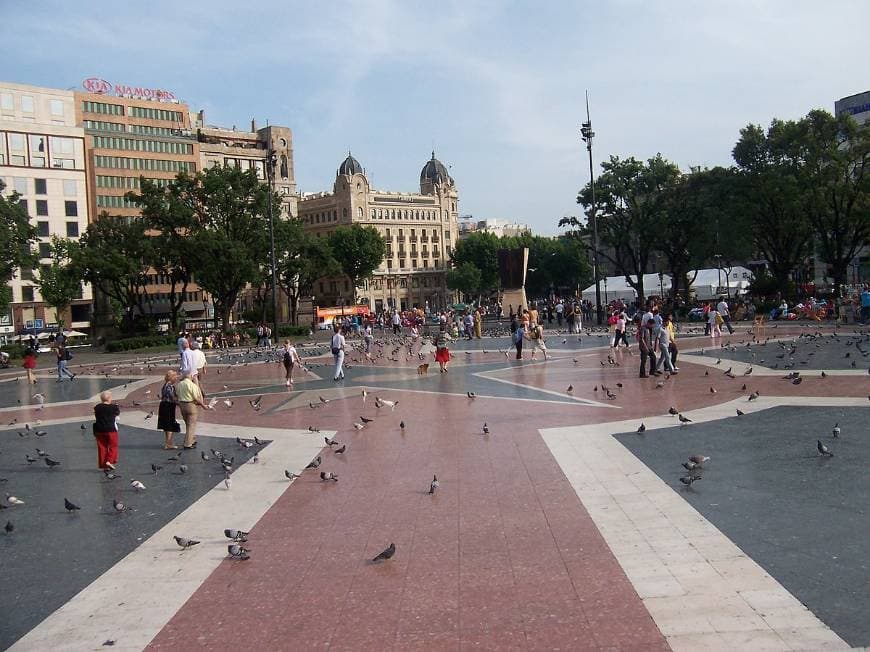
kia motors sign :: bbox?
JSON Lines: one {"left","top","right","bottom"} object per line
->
{"left": 82, "top": 77, "right": 177, "bottom": 102}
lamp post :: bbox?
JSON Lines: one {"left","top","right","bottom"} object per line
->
{"left": 658, "top": 271, "right": 665, "bottom": 301}
{"left": 580, "top": 90, "right": 603, "bottom": 326}
{"left": 603, "top": 276, "right": 608, "bottom": 304}
{"left": 713, "top": 253, "right": 723, "bottom": 297}
{"left": 266, "top": 150, "right": 279, "bottom": 342}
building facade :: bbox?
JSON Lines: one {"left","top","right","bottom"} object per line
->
{"left": 299, "top": 152, "right": 458, "bottom": 313}
{"left": 0, "top": 82, "right": 92, "bottom": 341}
{"left": 458, "top": 216, "right": 531, "bottom": 239}
{"left": 836, "top": 90, "right": 870, "bottom": 127}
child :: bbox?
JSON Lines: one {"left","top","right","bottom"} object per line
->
{"left": 708, "top": 308, "right": 722, "bottom": 338}
{"left": 22, "top": 349, "right": 37, "bottom": 384}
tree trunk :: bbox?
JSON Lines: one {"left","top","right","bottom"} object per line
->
{"left": 289, "top": 293, "right": 299, "bottom": 326}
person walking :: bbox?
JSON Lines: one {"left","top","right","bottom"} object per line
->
{"left": 637, "top": 316, "right": 656, "bottom": 378}
{"left": 566, "top": 303, "right": 576, "bottom": 334}
{"left": 528, "top": 322, "right": 550, "bottom": 360}
{"left": 655, "top": 315, "right": 678, "bottom": 374}
{"left": 191, "top": 340, "right": 207, "bottom": 381}
{"left": 176, "top": 372, "right": 209, "bottom": 449}
{"left": 434, "top": 324, "right": 452, "bottom": 373}
{"left": 391, "top": 310, "right": 402, "bottom": 335}
{"left": 331, "top": 323, "right": 346, "bottom": 381}
{"left": 613, "top": 311, "right": 629, "bottom": 347}
{"left": 555, "top": 300, "right": 564, "bottom": 327}
{"left": 708, "top": 307, "right": 722, "bottom": 338}
{"left": 666, "top": 313, "right": 679, "bottom": 370}
{"left": 22, "top": 348, "right": 37, "bottom": 384}
{"left": 157, "top": 370, "right": 181, "bottom": 450}
{"left": 716, "top": 297, "right": 735, "bottom": 334}
{"left": 512, "top": 317, "right": 525, "bottom": 360}
{"left": 363, "top": 323, "right": 373, "bottom": 354}
{"left": 55, "top": 344, "right": 76, "bottom": 382}
{"left": 474, "top": 307, "right": 483, "bottom": 339}
{"left": 179, "top": 338, "right": 197, "bottom": 383}
{"left": 93, "top": 390, "right": 121, "bottom": 470}
{"left": 282, "top": 339, "right": 301, "bottom": 386}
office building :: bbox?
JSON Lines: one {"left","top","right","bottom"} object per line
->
{"left": 458, "top": 216, "right": 531, "bottom": 239}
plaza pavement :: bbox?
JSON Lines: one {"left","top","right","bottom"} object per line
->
{"left": 1, "top": 323, "right": 868, "bottom": 651}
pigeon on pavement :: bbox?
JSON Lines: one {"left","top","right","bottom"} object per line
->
{"left": 372, "top": 542, "right": 396, "bottom": 562}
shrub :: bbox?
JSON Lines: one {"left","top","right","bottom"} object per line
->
{"left": 106, "top": 335, "right": 175, "bottom": 352}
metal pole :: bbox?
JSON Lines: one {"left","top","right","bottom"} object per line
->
{"left": 267, "top": 151, "right": 279, "bottom": 343}
{"left": 581, "top": 91, "right": 603, "bottom": 325}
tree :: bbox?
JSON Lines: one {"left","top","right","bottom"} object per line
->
{"left": 732, "top": 121, "right": 813, "bottom": 294}
{"left": 274, "top": 220, "right": 341, "bottom": 325}
{"left": 183, "top": 165, "right": 276, "bottom": 330}
{"left": 127, "top": 174, "right": 197, "bottom": 333}
{"left": 793, "top": 109, "right": 870, "bottom": 289}
{"left": 446, "top": 262, "right": 482, "bottom": 298}
{"left": 0, "top": 180, "right": 38, "bottom": 314}
{"left": 35, "top": 237, "right": 82, "bottom": 328}
{"left": 73, "top": 214, "right": 153, "bottom": 333}
{"left": 563, "top": 154, "right": 681, "bottom": 304}
{"left": 328, "top": 224, "right": 386, "bottom": 292}
{"left": 450, "top": 231, "right": 500, "bottom": 291}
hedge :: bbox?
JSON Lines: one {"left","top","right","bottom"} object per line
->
{"left": 106, "top": 336, "right": 175, "bottom": 352}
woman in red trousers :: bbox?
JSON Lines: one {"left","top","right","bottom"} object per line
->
{"left": 93, "top": 390, "right": 121, "bottom": 470}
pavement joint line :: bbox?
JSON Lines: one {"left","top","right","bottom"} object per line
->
{"left": 540, "top": 397, "right": 865, "bottom": 651}
{"left": 475, "top": 369, "right": 621, "bottom": 408}
{"left": 8, "top": 422, "right": 327, "bottom": 652}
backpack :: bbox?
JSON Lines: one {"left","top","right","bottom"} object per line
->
{"left": 512, "top": 328, "right": 524, "bottom": 344}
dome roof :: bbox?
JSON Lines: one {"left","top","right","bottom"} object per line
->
{"left": 337, "top": 151, "right": 364, "bottom": 177}
{"left": 420, "top": 151, "right": 452, "bottom": 185}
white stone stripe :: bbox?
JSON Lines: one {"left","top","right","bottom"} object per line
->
{"left": 9, "top": 420, "right": 328, "bottom": 652}
{"left": 541, "top": 396, "right": 865, "bottom": 652}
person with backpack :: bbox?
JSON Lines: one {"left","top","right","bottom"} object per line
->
{"left": 528, "top": 322, "right": 550, "bottom": 360}
{"left": 282, "top": 339, "right": 301, "bottom": 386}
{"left": 55, "top": 344, "right": 76, "bottom": 382}
{"left": 511, "top": 315, "right": 524, "bottom": 359}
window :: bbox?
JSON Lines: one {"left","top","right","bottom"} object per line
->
{"left": 17, "top": 199, "right": 27, "bottom": 214}
{"left": 412, "top": 259, "right": 418, "bottom": 269}
{"left": 9, "top": 133, "right": 25, "bottom": 151}
{"left": 0, "top": 93, "right": 12, "bottom": 111}
{"left": 50, "top": 137, "right": 75, "bottom": 154}
{"left": 357, "top": 207, "right": 363, "bottom": 218}
{"left": 82, "top": 101, "right": 124, "bottom": 116}
{"left": 64, "top": 201, "right": 78, "bottom": 217}
{"left": 50, "top": 99, "right": 64, "bottom": 116}
{"left": 13, "top": 177, "right": 27, "bottom": 194}
{"left": 63, "top": 179, "right": 77, "bottom": 196}
{"left": 38, "top": 242, "right": 50, "bottom": 258}
{"left": 128, "top": 106, "right": 183, "bottom": 121}
{"left": 423, "top": 260, "right": 428, "bottom": 269}
{"left": 36, "top": 199, "right": 48, "bottom": 216}
{"left": 65, "top": 221, "right": 79, "bottom": 238}
{"left": 370, "top": 208, "right": 376, "bottom": 219}
{"left": 21, "top": 96, "right": 34, "bottom": 113}
{"left": 21, "top": 286, "right": 34, "bottom": 302}
{"left": 387, "top": 260, "right": 393, "bottom": 270}
{"left": 34, "top": 179, "right": 47, "bottom": 194}
{"left": 37, "top": 221, "right": 49, "bottom": 237}
{"left": 20, "top": 267, "right": 33, "bottom": 281}
{"left": 342, "top": 207, "right": 347, "bottom": 218}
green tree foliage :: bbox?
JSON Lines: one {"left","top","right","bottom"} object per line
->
{"left": 35, "top": 237, "right": 82, "bottom": 327}
{"left": 274, "top": 219, "right": 341, "bottom": 325}
{"left": 791, "top": 110, "right": 870, "bottom": 289}
{"left": 446, "top": 261, "right": 482, "bottom": 297}
{"left": 732, "top": 121, "right": 813, "bottom": 294}
{"left": 565, "top": 154, "right": 681, "bottom": 303}
{"left": 328, "top": 224, "right": 387, "bottom": 290}
{"left": 183, "top": 165, "right": 276, "bottom": 330}
{"left": 450, "top": 232, "right": 500, "bottom": 291}
{"left": 500, "top": 233, "right": 591, "bottom": 297}
{"left": 127, "top": 174, "right": 197, "bottom": 332}
{"left": 0, "top": 180, "right": 38, "bottom": 313}
{"left": 73, "top": 214, "right": 153, "bottom": 333}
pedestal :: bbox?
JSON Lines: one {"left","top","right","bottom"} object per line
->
{"left": 501, "top": 288, "right": 528, "bottom": 316}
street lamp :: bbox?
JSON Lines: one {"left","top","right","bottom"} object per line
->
{"left": 713, "top": 254, "right": 723, "bottom": 297}
{"left": 603, "top": 276, "right": 608, "bottom": 304}
{"left": 580, "top": 90, "right": 603, "bottom": 326}
{"left": 658, "top": 271, "right": 665, "bottom": 301}
{"left": 265, "top": 150, "right": 279, "bottom": 342}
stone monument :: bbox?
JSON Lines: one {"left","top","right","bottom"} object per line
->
{"left": 498, "top": 248, "right": 529, "bottom": 316}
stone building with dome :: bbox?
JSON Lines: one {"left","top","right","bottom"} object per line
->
{"left": 298, "top": 152, "right": 459, "bottom": 314}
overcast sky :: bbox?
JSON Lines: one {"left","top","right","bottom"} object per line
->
{"left": 4, "top": 0, "right": 868, "bottom": 234}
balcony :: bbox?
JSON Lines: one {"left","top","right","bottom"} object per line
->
{"left": 398, "top": 248, "right": 407, "bottom": 256}
{"left": 409, "top": 236, "right": 418, "bottom": 243}
{"left": 420, "top": 235, "right": 429, "bottom": 243}
{"left": 422, "top": 248, "right": 429, "bottom": 257}
{"left": 432, "top": 236, "right": 440, "bottom": 243}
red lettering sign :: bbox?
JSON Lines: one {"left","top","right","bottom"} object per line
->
{"left": 83, "top": 78, "right": 177, "bottom": 102}
{"left": 83, "top": 78, "right": 111, "bottom": 94}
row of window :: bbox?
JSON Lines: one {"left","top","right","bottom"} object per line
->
{"left": 96, "top": 195, "right": 139, "bottom": 209}
{"left": 15, "top": 283, "right": 84, "bottom": 302}
{"left": 2, "top": 93, "right": 65, "bottom": 116}
{"left": 17, "top": 199, "right": 78, "bottom": 218}
{"left": 83, "top": 120, "right": 125, "bottom": 132}
{"left": 148, "top": 291, "right": 203, "bottom": 302}
{"left": 129, "top": 106, "right": 184, "bottom": 122}
{"left": 96, "top": 175, "right": 171, "bottom": 189}
{"left": 4, "top": 177, "right": 79, "bottom": 197}
{"left": 371, "top": 208, "right": 444, "bottom": 221}
{"left": 32, "top": 220, "right": 80, "bottom": 239}
{"left": 82, "top": 101, "right": 124, "bottom": 116}
{"left": 94, "top": 155, "right": 195, "bottom": 172}
{"left": 1, "top": 132, "right": 78, "bottom": 169}
{"left": 92, "top": 136, "right": 194, "bottom": 155}
{"left": 385, "top": 259, "right": 439, "bottom": 270}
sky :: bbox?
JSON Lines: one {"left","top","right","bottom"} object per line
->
{"left": 3, "top": 0, "right": 868, "bottom": 234}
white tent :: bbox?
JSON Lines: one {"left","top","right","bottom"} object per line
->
{"left": 582, "top": 273, "right": 671, "bottom": 303}
{"left": 581, "top": 267, "right": 753, "bottom": 302}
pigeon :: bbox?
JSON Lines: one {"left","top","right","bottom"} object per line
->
{"left": 207, "top": 398, "right": 218, "bottom": 409}
{"left": 249, "top": 396, "right": 263, "bottom": 409}
{"left": 704, "top": 370, "right": 709, "bottom": 376}
{"left": 821, "top": 371, "right": 827, "bottom": 378}
{"left": 6, "top": 494, "right": 25, "bottom": 506}
{"left": 179, "top": 464, "right": 188, "bottom": 474}
{"left": 709, "top": 387, "right": 717, "bottom": 394}
{"left": 236, "top": 437, "right": 253, "bottom": 449}
{"left": 429, "top": 474, "right": 439, "bottom": 494}
{"left": 320, "top": 471, "right": 339, "bottom": 482}
{"left": 792, "top": 377, "right": 803, "bottom": 385}
{"left": 64, "top": 498, "right": 81, "bottom": 512}
{"left": 25, "top": 454, "right": 37, "bottom": 464}
{"left": 174, "top": 536, "right": 200, "bottom": 550}
{"left": 682, "top": 461, "right": 700, "bottom": 471}
{"left": 688, "top": 455, "right": 710, "bottom": 465}
{"left": 353, "top": 422, "right": 365, "bottom": 430}
{"left": 817, "top": 440, "right": 833, "bottom": 457}
{"left": 144, "top": 411, "right": 154, "bottom": 420}
{"left": 200, "top": 451, "right": 210, "bottom": 462}
{"left": 223, "top": 399, "right": 234, "bottom": 408}
{"left": 372, "top": 542, "right": 396, "bottom": 562}
{"left": 4, "top": 521, "right": 12, "bottom": 534}
{"left": 400, "top": 421, "right": 405, "bottom": 430}
{"left": 112, "top": 499, "right": 126, "bottom": 512}
{"left": 151, "top": 464, "right": 162, "bottom": 474}
{"left": 566, "top": 385, "right": 574, "bottom": 393}
{"left": 104, "top": 470, "right": 122, "bottom": 480}
{"left": 668, "top": 407, "right": 678, "bottom": 416}
{"left": 482, "top": 422, "right": 490, "bottom": 435}
{"left": 308, "top": 402, "right": 321, "bottom": 409}
{"left": 284, "top": 470, "right": 300, "bottom": 480}
{"left": 362, "top": 389, "right": 368, "bottom": 403}
{"left": 467, "top": 392, "right": 476, "bottom": 399}
{"left": 318, "top": 396, "right": 330, "bottom": 404}
{"left": 375, "top": 397, "right": 397, "bottom": 410}
{"left": 325, "top": 436, "right": 339, "bottom": 447}
{"left": 130, "top": 480, "right": 146, "bottom": 491}
{"left": 637, "top": 423, "right": 646, "bottom": 433}
{"left": 744, "top": 367, "right": 753, "bottom": 376}
{"left": 679, "top": 476, "right": 701, "bottom": 487}
{"left": 741, "top": 384, "right": 747, "bottom": 391}
{"left": 306, "top": 455, "right": 322, "bottom": 470}
{"left": 360, "top": 416, "right": 374, "bottom": 424}
{"left": 736, "top": 409, "right": 745, "bottom": 416}
{"left": 227, "top": 543, "right": 251, "bottom": 559}
{"left": 43, "top": 457, "right": 62, "bottom": 469}
{"left": 36, "top": 448, "right": 49, "bottom": 457}
{"left": 308, "top": 426, "right": 321, "bottom": 432}
{"left": 748, "top": 391, "right": 759, "bottom": 401}
{"left": 254, "top": 436, "right": 265, "bottom": 446}
{"left": 832, "top": 423, "right": 840, "bottom": 438}
{"left": 334, "top": 444, "right": 346, "bottom": 454}
{"left": 678, "top": 414, "right": 692, "bottom": 424}
{"left": 224, "top": 528, "right": 249, "bottom": 542}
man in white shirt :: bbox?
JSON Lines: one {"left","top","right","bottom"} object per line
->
{"left": 331, "top": 323, "right": 346, "bottom": 381}
{"left": 391, "top": 310, "right": 402, "bottom": 335}
{"left": 716, "top": 297, "right": 734, "bottom": 334}
{"left": 190, "top": 340, "right": 207, "bottom": 380}
{"left": 179, "top": 338, "right": 197, "bottom": 382}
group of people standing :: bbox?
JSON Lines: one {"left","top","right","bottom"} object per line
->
{"left": 509, "top": 306, "right": 551, "bottom": 361}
